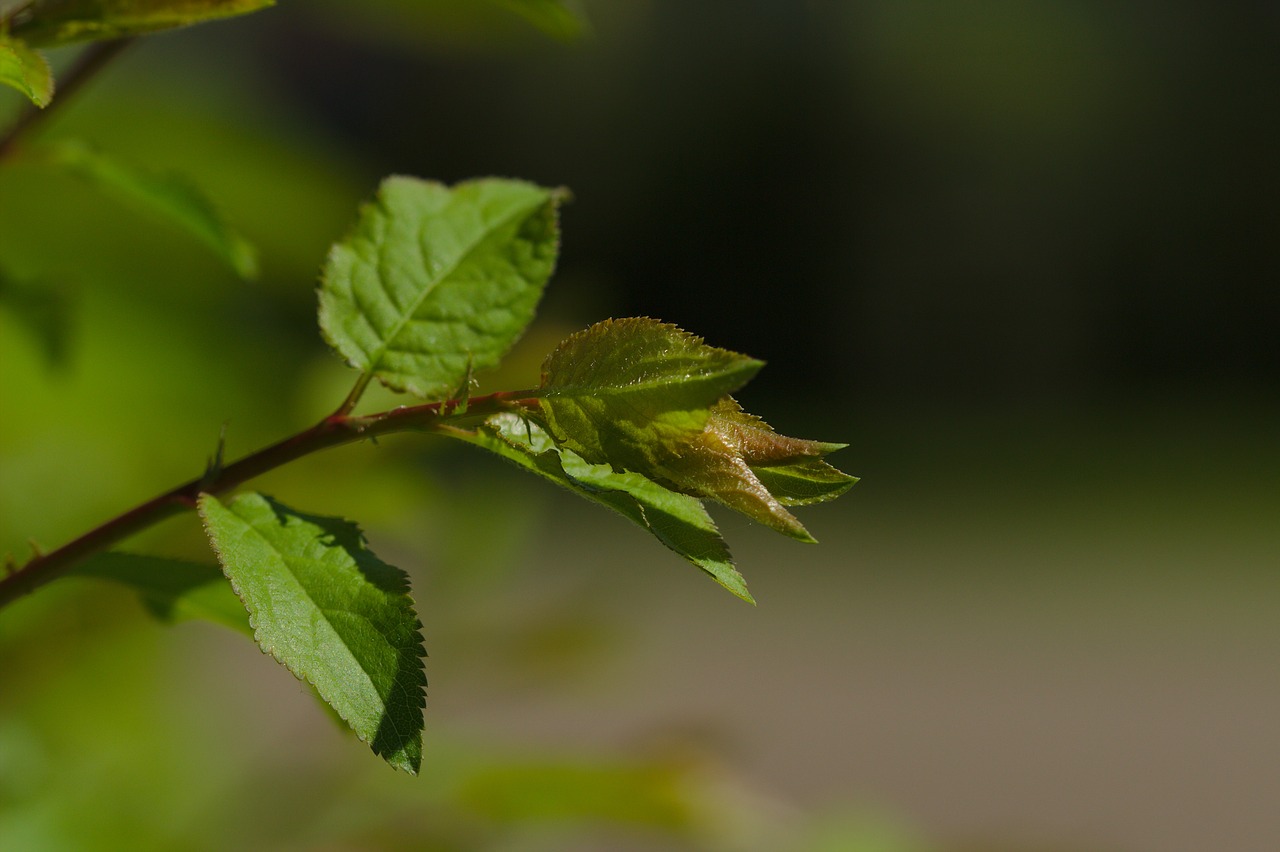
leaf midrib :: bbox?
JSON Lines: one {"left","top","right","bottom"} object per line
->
{"left": 364, "top": 192, "right": 544, "bottom": 380}
{"left": 229, "top": 508, "right": 391, "bottom": 714}
{"left": 542, "top": 360, "right": 762, "bottom": 401}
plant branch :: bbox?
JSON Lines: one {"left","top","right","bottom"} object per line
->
{"left": 0, "top": 390, "right": 538, "bottom": 610}
{"left": 0, "top": 37, "right": 135, "bottom": 162}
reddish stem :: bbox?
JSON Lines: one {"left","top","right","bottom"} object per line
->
{"left": 0, "top": 390, "right": 537, "bottom": 610}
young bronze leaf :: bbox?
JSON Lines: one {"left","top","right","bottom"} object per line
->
{"left": 700, "top": 397, "right": 857, "bottom": 505}
{"left": 448, "top": 412, "right": 753, "bottom": 603}
{"left": 538, "top": 318, "right": 762, "bottom": 475}
{"left": 9, "top": 0, "right": 275, "bottom": 48}
{"left": 658, "top": 426, "right": 816, "bottom": 542}
{"left": 320, "top": 176, "right": 565, "bottom": 400}
{"left": 0, "top": 35, "right": 52, "bottom": 107}
{"left": 199, "top": 492, "right": 426, "bottom": 774}
{"left": 537, "top": 321, "right": 853, "bottom": 541}
{"left": 656, "top": 398, "right": 855, "bottom": 541}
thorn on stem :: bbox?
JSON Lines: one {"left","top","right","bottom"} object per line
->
{"left": 203, "top": 422, "right": 229, "bottom": 484}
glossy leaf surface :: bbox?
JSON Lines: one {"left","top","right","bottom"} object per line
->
{"left": 10, "top": 0, "right": 275, "bottom": 48}
{"left": 320, "top": 176, "right": 564, "bottom": 399}
{"left": 199, "top": 492, "right": 426, "bottom": 773}
{"left": 656, "top": 399, "right": 855, "bottom": 541}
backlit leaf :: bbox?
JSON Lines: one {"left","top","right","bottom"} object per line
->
{"left": 0, "top": 35, "right": 52, "bottom": 107}
{"left": 38, "top": 140, "right": 258, "bottom": 279}
{"left": 199, "top": 492, "right": 426, "bottom": 773}
{"left": 320, "top": 176, "right": 564, "bottom": 400}
{"left": 9, "top": 0, "right": 275, "bottom": 48}
{"left": 450, "top": 412, "right": 753, "bottom": 603}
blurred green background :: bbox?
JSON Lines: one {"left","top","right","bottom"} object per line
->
{"left": 2, "top": 2, "right": 1278, "bottom": 850}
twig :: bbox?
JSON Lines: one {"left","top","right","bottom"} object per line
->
{"left": 0, "top": 390, "right": 538, "bottom": 610}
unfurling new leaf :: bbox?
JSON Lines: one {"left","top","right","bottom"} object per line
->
{"left": 320, "top": 176, "right": 566, "bottom": 400}
{"left": 448, "top": 316, "right": 853, "bottom": 601}
{"left": 647, "top": 397, "right": 857, "bottom": 541}
{"left": 199, "top": 492, "right": 426, "bottom": 774}
{"left": 536, "top": 318, "right": 854, "bottom": 543}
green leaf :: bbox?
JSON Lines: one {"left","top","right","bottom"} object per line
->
{"left": 450, "top": 412, "right": 753, "bottom": 604}
{"left": 38, "top": 140, "right": 258, "bottom": 279}
{"left": 73, "top": 551, "right": 251, "bottom": 636}
{"left": 489, "top": 0, "right": 589, "bottom": 41}
{"left": 0, "top": 268, "right": 70, "bottom": 366}
{"left": 752, "top": 458, "right": 859, "bottom": 506}
{"left": 0, "top": 35, "right": 52, "bottom": 107}
{"left": 9, "top": 0, "right": 275, "bottom": 48}
{"left": 319, "top": 176, "right": 565, "bottom": 400}
{"left": 198, "top": 492, "right": 426, "bottom": 774}
{"left": 537, "top": 318, "right": 763, "bottom": 475}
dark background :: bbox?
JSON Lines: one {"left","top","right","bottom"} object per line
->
{"left": 261, "top": 2, "right": 1280, "bottom": 405}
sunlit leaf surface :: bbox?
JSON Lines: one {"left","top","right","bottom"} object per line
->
{"left": 199, "top": 491, "right": 426, "bottom": 774}
{"left": 320, "top": 176, "right": 564, "bottom": 399}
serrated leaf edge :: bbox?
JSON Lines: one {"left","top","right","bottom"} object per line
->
{"left": 197, "top": 492, "right": 425, "bottom": 774}
{"left": 318, "top": 176, "right": 567, "bottom": 399}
